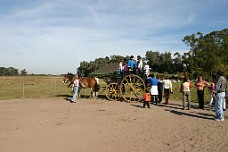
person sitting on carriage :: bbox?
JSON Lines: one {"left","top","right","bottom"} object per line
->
{"left": 136, "top": 55, "right": 143, "bottom": 72}
{"left": 143, "top": 62, "right": 151, "bottom": 78}
{"left": 136, "top": 55, "right": 144, "bottom": 77}
{"left": 127, "top": 55, "right": 136, "bottom": 73}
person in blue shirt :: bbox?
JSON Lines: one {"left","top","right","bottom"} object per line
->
{"left": 147, "top": 73, "right": 159, "bottom": 104}
{"left": 127, "top": 55, "right": 136, "bottom": 72}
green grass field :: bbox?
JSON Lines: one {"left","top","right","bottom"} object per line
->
{"left": 0, "top": 76, "right": 217, "bottom": 104}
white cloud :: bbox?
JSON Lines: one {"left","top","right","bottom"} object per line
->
{"left": 0, "top": 0, "right": 227, "bottom": 74}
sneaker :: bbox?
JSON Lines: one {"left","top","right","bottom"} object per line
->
{"left": 221, "top": 119, "right": 225, "bottom": 121}
{"left": 215, "top": 119, "right": 221, "bottom": 121}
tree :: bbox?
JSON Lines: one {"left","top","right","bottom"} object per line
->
{"left": 182, "top": 28, "right": 228, "bottom": 78}
{"left": 173, "top": 52, "right": 184, "bottom": 73}
{"left": 0, "top": 67, "right": 19, "bottom": 76}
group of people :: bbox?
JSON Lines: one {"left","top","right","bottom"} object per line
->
{"left": 118, "top": 55, "right": 151, "bottom": 77}
{"left": 72, "top": 55, "right": 227, "bottom": 121}
{"left": 143, "top": 74, "right": 173, "bottom": 108}
{"left": 143, "top": 70, "right": 227, "bottom": 122}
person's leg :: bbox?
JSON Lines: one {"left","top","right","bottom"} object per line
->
{"left": 223, "top": 98, "right": 226, "bottom": 111}
{"left": 189, "top": 91, "right": 191, "bottom": 109}
{"left": 147, "top": 102, "right": 150, "bottom": 108}
{"left": 186, "top": 91, "right": 191, "bottom": 109}
{"left": 182, "top": 92, "right": 186, "bottom": 109}
{"left": 143, "top": 102, "right": 146, "bottom": 108}
{"left": 158, "top": 90, "right": 162, "bottom": 103}
{"left": 151, "top": 95, "right": 154, "bottom": 104}
{"left": 155, "top": 95, "right": 158, "bottom": 104}
{"left": 201, "top": 90, "right": 205, "bottom": 109}
{"left": 209, "top": 93, "right": 214, "bottom": 106}
{"left": 72, "top": 87, "right": 79, "bottom": 103}
{"left": 198, "top": 90, "right": 204, "bottom": 109}
{"left": 215, "top": 92, "right": 225, "bottom": 120}
{"left": 164, "top": 89, "right": 168, "bottom": 103}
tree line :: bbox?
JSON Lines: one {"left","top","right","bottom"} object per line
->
{"left": 77, "top": 28, "right": 228, "bottom": 80}
{"left": 0, "top": 67, "right": 27, "bottom": 76}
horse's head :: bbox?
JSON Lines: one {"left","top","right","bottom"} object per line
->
{"left": 62, "top": 73, "right": 74, "bottom": 84}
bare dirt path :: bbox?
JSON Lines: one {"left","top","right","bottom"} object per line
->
{"left": 0, "top": 98, "right": 227, "bottom": 152}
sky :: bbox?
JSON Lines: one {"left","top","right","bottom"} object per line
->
{"left": 0, "top": 0, "right": 227, "bottom": 74}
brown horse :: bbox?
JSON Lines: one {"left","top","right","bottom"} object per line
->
{"left": 62, "top": 73, "right": 75, "bottom": 87}
{"left": 63, "top": 73, "right": 99, "bottom": 98}
{"left": 79, "top": 77, "right": 99, "bottom": 98}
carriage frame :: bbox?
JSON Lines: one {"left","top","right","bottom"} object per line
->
{"left": 101, "top": 71, "right": 147, "bottom": 102}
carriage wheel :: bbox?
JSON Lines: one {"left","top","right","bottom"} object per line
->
{"left": 105, "top": 83, "right": 119, "bottom": 101}
{"left": 120, "top": 74, "right": 146, "bottom": 102}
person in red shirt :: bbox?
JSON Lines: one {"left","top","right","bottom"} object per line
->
{"left": 143, "top": 90, "right": 151, "bottom": 108}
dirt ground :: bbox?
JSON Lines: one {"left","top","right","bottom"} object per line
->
{"left": 0, "top": 97, "right": 227, "bottom": 152}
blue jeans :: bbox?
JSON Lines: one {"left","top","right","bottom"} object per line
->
{"left": 215, "top": 92, "right": 225, "bottom": 119}
{"left": 72, "top": 86, "right": 79, "bottom": 102}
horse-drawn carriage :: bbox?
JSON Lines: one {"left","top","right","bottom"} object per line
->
{"left": 102, "top": 73, "right": 146, "bottom": 102}
{"left": 89, "top": 63, "right": 147, "bottom": 102}
{"left": 64, "top": 64, "right": 146, "bottom": 102}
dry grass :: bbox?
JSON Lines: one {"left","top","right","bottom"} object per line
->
{"left": 0, "top": 76, "right": 214, "bottom": 104}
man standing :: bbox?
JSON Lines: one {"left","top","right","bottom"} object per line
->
{"left": 214, "top": 70, "right": 227, "bottom": 121}
{"left": 163, "top": 76, "right": 173, "bottom": 104}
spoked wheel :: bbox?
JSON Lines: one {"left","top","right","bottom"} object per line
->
{"left": 120, "top": 74, "right": 146, "bottom": 102}
{"left": 105, "top": 83, "right": 120, "bottom": 101}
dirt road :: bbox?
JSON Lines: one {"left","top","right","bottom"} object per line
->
{"left": 0, "top": 98, "right": 227, "bottom": 152}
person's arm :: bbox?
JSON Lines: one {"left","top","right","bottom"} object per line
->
{"left": 204, "top": 81, "right": 210, "bottom": 86}
{"left": 170, "top": 81, "right": 173, "bottom": 93}
{"left": 180, "top": 83, "right": 183, "bottom": 93}
{"left": 214, "top": 77, "right": 222, "bottom": 93}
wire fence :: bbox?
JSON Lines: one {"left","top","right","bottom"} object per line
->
{"left": 0, "top": 76, "right": 72, "bottom": 100}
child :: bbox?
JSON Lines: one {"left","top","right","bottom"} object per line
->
{"left": 143, "top": 90, "right": 151, "bottom": 108}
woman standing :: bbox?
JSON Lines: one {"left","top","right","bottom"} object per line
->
{"left": 147, "top": 74, "right": 159, "bottom": 105}
{"left": 195, "top": 76, "right": 209, "bottom": 109}
{"left": 71, "top": 75, "right": 80, "bottom": 103}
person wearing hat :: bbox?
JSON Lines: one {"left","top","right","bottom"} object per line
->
{"left": 127, "top": 55, "right": 136, "bottom": 72}
{"left": 137, "top": 55, "right": 143, "bottom": 73}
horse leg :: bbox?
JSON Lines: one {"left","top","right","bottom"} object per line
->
{"left": 90, "top": 88, "right": 93, "bottom": 99}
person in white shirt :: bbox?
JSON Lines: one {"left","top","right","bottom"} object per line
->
{"left": 137, "top": 55, "right": 143, "bottom": 72}
{"left": 143, "top": 62, "right": 150, "bottom": 77}
{"left": 163, "top": 76, "right": 173, "bottom": 104}
{"left": 119, "top": 61, "right": 123, "bottom": 72}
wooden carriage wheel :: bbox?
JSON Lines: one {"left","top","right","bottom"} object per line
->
{"left": 120, "top": 74, "right": 146, "bottom": 102}
{"left": 105, "top": 83, "right": 120, "bottom": 101}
